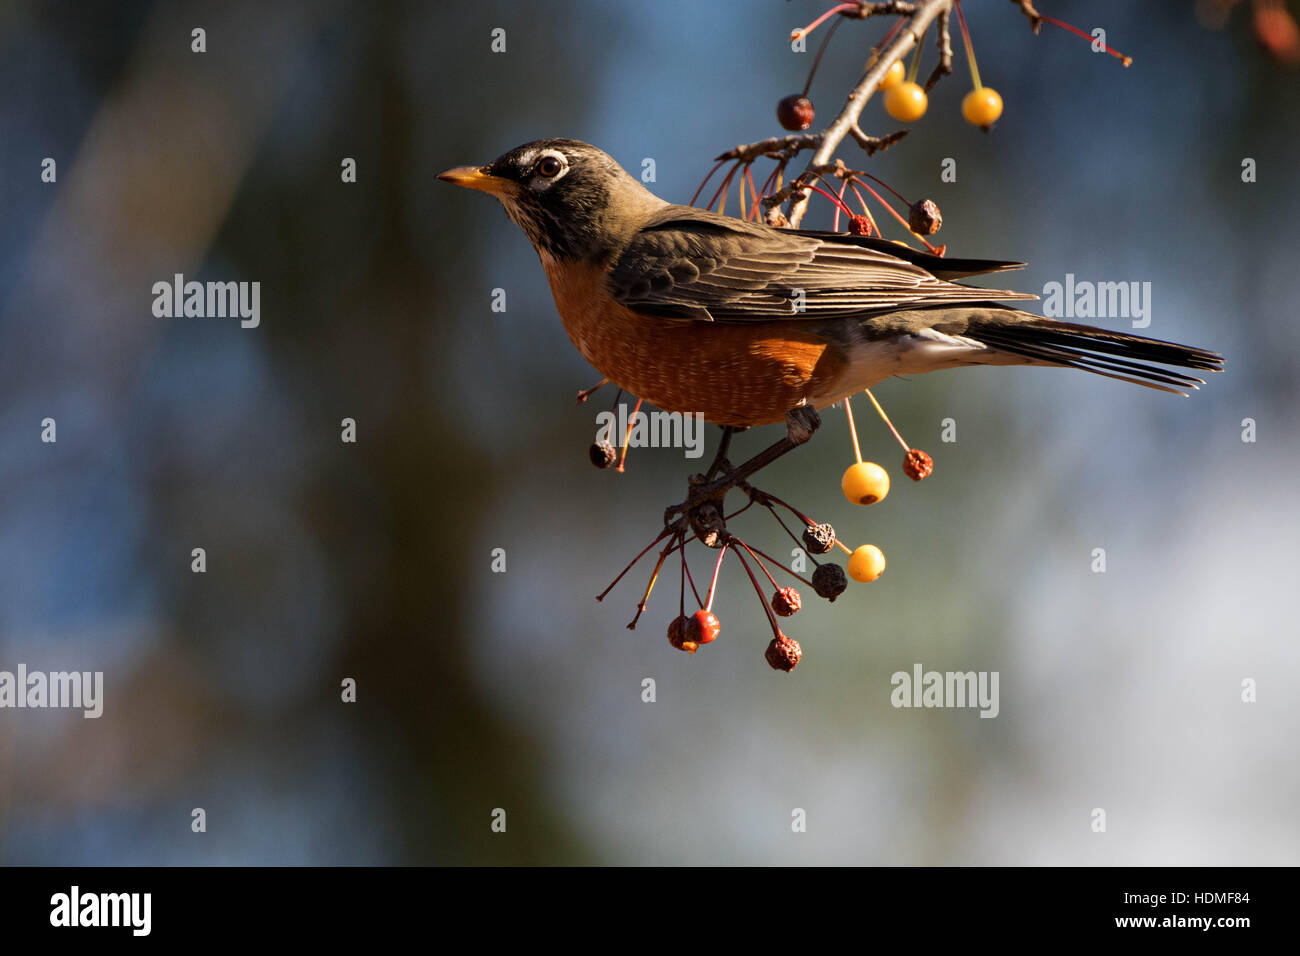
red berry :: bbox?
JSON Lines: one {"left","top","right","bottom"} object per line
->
{"left": 848, "top": 214, "right": 873, "bottom": 236}
{"left": 686, "top": 609, "right": 720, "bottom": 645}
{"left": 765, "top": 634, "right": 803, "bottom": 672}
{"left": 777, "top": 95, "right": 815, "bottom": 131}
{"left": 902, "top": 448, "right": 933, "bottom": 481}
{"left": 771, "top": 586, "right": 802, "bottom": 617}
{"left": 667, "top": 615, "right": 697, "bottom": 654}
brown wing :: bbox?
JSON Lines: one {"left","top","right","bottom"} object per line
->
{"left": 783, "top": 228, "right": 1026, "bottom": 280}
{"left": 606, "top": 205, "right": 1036, "bottom": 323}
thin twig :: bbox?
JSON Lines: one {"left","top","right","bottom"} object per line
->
{"left": 1010, "top": 0, "right": 1043, "bottom": 34}
{"left": 714, "top": 134, "right": 822, "bottom": 165}
{"left": 923, "top": 7, "right": 953, "bottom": 91}
{"left": 788, "top": 0, "right": 954, "bottom": 227}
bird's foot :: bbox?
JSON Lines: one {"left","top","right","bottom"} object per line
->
{"left": 663, "top": 406, "right": 821, "bottom": 543}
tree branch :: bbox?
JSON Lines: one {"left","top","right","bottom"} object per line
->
{"left": 714, "top": 134, "right": 822, "bottom": 164}
{"left": 922, "top": 7, "right": 953, "bottom": 91}
{"left": 1010, "top": 0, "right": 1043, "bottom": 34}
{"left": 787, "top": 0, "right": 954, "bottom": 226}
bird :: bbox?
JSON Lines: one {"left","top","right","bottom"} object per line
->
{"left": 438, "top": 139, "right": 1222, "bottom": 430}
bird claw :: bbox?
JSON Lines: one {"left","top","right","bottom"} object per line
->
{"left": 663, "top": 406, "right": 821, "bottom": 531}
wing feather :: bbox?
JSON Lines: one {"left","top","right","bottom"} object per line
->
{"left": 607, "top": 206, "right": 1035, "bottom": 322}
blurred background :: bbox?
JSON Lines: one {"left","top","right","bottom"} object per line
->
{"left": 0, "top": 0, "right": 1296, "bottom": 865}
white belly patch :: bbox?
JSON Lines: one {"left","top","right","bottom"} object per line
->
{"left": 809, "top": 328, "right": 1029, "bottom": 407}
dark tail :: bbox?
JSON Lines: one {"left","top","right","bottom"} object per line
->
{"left": 971, "top": 314, "right": 1225, "bottom": 395}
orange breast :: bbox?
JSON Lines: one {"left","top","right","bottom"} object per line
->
{"left": 543, "top": 258, "right": 847, "bottom": 427}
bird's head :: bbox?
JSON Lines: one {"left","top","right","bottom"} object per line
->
{"left": 438, "top": 139, "right": 664, "bottom": 263}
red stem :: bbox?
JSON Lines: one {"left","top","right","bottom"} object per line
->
{"left": 847, "top": 181, "right": 883, "bottom": 237}
{"left": 682, "top": 550, "right": 703, "bottom": 608}
{"left": 803, "top": 182, "right": 855, "bottom": 217}
{"left": 704, "top": 543, "right": 729, "bottom": 613}
{"left": 741, "top": 541, "right": 815, "bottom": 588}
{"left": 678, "top": 538, "right": 687, "bottom": 618}
{"left": 596, "top": 524, "right": 675, "bottom": 601}
{"left": 735, "top": 538, "right": 781, "bottom": 590}
{"left": 802, "top": 12, "right": 847, "bottom": 97}
{"left": 856, "top": 170, "right": 910, "bottom": 205}
{"left": 689, "top": 159, "right": 726, "bottom": 207}
{"left": 833, "top": 176, "right": 850, "bottom": 232}
{"left": 744, "top": 164, "right": 761, "bottom": 221}
{"left": 759, "top": 491, "right": 816, "bottom": 527}
{"left": 732, "top": 548, "right": 783, "bottom": 639}
{"left": 1038, "top": 14, "right": 1132, "bottom": 65}
{"left": 795, "top": 3, "right": 858, "bottom": 46}
{"left": 706, "top": 162, "right": 739, "bottom": 213}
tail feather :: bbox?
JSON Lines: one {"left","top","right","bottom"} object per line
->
{"left": 968, "top": 314, "right": 1225, "bottom": 396}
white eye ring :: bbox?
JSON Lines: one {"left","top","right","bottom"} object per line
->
{"left": 530, "top": 150, "right": 568, "bottom": 186}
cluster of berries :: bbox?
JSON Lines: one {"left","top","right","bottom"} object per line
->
{"left": 780, "top": 2, "right": 1135, "bottom": 139}
{"left": 590, "top": 378, "right": 935, "bottom": 673}
{"left": 779, "top": 2, "right": 1004, "bottom": 136}
{"left": 653, "top": 426, "right": 931, "bottom": 671}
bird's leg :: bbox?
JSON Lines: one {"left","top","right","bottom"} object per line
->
{"left": 704, "top": 425, "right": 740, "bottom": 481}
{"left": 713, "top": 406, "right": 820, "bottom": 490}
{"left": 664, "top": 407, "right": 821, "bottom": 535}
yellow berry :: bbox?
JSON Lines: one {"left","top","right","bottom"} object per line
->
{"left": 841, "top": 461, "right": 890, "bottom": 506}
{"left": 878, "top": 60, "right": 905, "bottom": 91}
{"left": 848, "top": 545, "right": 886, "bottom": 583}
{"left": 962, "top": 87, "right": 1003, "bottom": 127}
{"left": 884, "top": 82, "right": 928, "bottom": 122}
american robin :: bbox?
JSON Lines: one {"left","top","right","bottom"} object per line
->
{"left": 439, "top": 139, "right": 1222, "bottom": 430}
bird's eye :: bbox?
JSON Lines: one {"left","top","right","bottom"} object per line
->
{"left": 536, "top": 156, "right": 564, "bottom": 178}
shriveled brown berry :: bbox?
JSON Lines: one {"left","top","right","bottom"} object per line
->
{"left": 771, "top": 586, "right": 802, "bottom": 617}
{"left": 812, "top": 563, "right": 847, "bottom": 601}
{"left": 908, "top": 198, "right": 942, "bottom": 236}
{"left": 777, "top": 94, "right": 815, "bottom": 131}
{"left": 902, "top": 448, "right": 933, "bottom": 481}
{"left": 589, "top": 440, "right": 617, "bottom": 469}
{"left": 667, "top": 615, "right": 698, "bottom": 655}
{"left": 801, "top": 522, "right": 835, "bottom": 555}
{"left": 848, "top": 214, "right": 873, "bottom": 236}
{"left": 765, "top": 634, "right": 803, "bottom": 672}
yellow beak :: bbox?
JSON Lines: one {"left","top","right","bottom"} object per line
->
{"left": 437, "top": 165, "right": 511, "bottom": 196}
